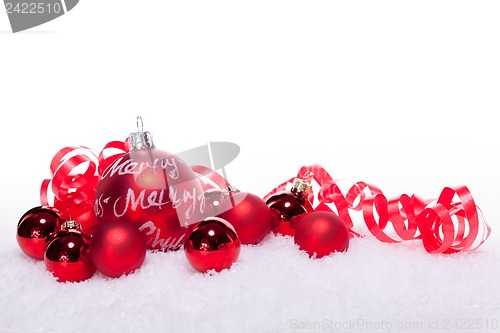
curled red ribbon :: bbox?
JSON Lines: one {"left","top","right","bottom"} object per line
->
{"left": 265, "top": 164, "right": 491, "bottom": 254}
{"left": 40, "top": 140, "right": 129, "bottom": 231}
{"left": 97, "top": 140, "right": 129, "bottom": 176}
{"left": 40, "top": 146, "right": 100, "bottom": 230}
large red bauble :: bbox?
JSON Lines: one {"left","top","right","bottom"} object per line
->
{"left": 44, "top": 227, "right": 95, "bottom": 283}
{"left": 184, "top": 217, "right": 241, "bottom": 273}
{"left": 216, "top": 192, "right": 272, "bottom": 245}
{"left": 89, "top": 220, "right": 147, "bottom": 278}
{"left": 17, "top": 206, "right": 62, "bottom": 260}
{"left": 294, "top": 211, "right": 349, "bottom": 259}
{"left": 94, "top": 147, "right": 205, "bottom": 251}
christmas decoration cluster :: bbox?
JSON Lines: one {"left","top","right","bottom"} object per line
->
{"left": 16, "top": 118, "right": 491, "bottom": 283}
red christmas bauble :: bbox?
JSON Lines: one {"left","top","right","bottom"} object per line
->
{"left": 184, "top": 217, "right": 240, "bottom": 273}
{"left": 44, "top": 222, "right": 95, "bottom": 283}
{"left": 17, "top": 206, "right": 62, "bottom": 260}
{"left": 294, "top": 211, "right": 349, "bottom": 259}
{"left": 202, "top": 189, "right": 224, "bottom": 217}
{"left": 266, "top": 179, "right": 313, "bottom": 237}
{"left": 89, "top": 220, "right": 147, "bottom": 278}
{"left": 216, "top": 192, "right": 272, "bottom": 245}
{"left": 94, "top": 147, "right": 205, "bottom": 251}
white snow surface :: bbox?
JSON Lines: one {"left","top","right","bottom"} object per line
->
{"left": 1, "top": 231, "right": 499, "bottom": 333}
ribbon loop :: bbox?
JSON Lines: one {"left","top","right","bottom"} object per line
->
{"left": 266, "top": 165, "right": 490, "bottom": 254}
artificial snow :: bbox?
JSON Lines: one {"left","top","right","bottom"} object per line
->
{"left": 1, "top": 232, "right": 499, "bottom": 333}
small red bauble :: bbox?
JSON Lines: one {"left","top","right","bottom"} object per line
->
{"left": 266, "top": 178, "right": 313, "bottom": 237}
{"left": 89, "top": 220, "right": 147, "bottom": 278}
{"left": 17, "top": 206, "right": 62, "bottom": 260}
{"left": 202, "top": 189, "right": 225, "bottom": 217}
{"left": 294, "top": 211, "right": 349, "bottom": 259}
{"left": 44, "top": 221, "right": 96, "bottom": 283}
{"left": 184, "top": 217, "right": 241, "bottom": 273}
{"left": 217, "top": 192, "right": 272, "bottom": 245}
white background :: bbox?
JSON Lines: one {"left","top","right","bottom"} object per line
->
{"left": 1, "top": 0, "right": 498, "bottom": 245}
{"left": 1, "top": 1, "right": 499, "bottom": 332}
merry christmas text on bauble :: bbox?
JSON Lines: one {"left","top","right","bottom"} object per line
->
{"left": 94, "top": 128, "right": 205, "bottom": 251}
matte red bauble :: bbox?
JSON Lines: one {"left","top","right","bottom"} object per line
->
{"left": 17, "top": 206, "right": 62, "bottom": 260}
{"left": 266, "top": 178, "right": 313, "bottom": 237}
{"left": 217, "top": 192, "right": 272, "bottom": 245}
{"left": 294, "top": 211, "right": 349, "bottom": 259}
{"left": 94, "top": 128, "right": 204, "bottom": 251}
{"left": 44, "top": 220, "right": 95, "bottom": 283}
{"left": 89, "top": 220, "right": 147, "bottom": 278}
{"left": 184, "top": 217, "right": 240, "bottom": 273}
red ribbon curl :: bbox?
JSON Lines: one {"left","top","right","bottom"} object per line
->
{"left": 265, "top": 164, "right": 490, "bottom": 254}
{"left": 40, "top": 146, "right": 100, "bottom": 230}
{"left": 40, "top": 140, "right": 129, "bottom": 231}
{"left": 97, "top": 140, "right": 129, "bottom": 176}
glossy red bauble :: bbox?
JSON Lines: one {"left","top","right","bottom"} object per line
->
{"left": 294, "top": 211, "right": 349, "bottom": 259}
{"left": 89, "top": 221, "right": 147, "bottom": 278}
{"left": 266, "top": 191, "right": 312, "bottom": 237}
{"left": 217, "top": 192, "right": 272, "bottom": 245}
{"left": 266, "top": 179, "right": 313, "bottom": 237}
{"left": 184, "top": 217, "right": 240, "bottom": 273}
{"left": 94, "top": 147, "right": 204, "bottom": 251}
{"left": 44, "top": 224, "right": 95, "bottom": 283}
{"left": 17, "top": 206, "right": 62, "bottom": 260}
